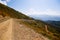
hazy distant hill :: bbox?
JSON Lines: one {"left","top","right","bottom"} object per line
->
{"left": 31, "top": 15, "right": 60, "bottom": 21}
{"left": 46, "top": 21, "right": 60, "bottom": 28}
{"left": 0, "top": 3, "right": 60, "bottom": 40}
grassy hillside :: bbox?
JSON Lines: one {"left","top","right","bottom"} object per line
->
{"left": 0, "top": 3, "right": 33, "bottom": 19}
{"left": 0, "top": 3, "right": 60, "bottom": 40}
{"left": 19, "top": 19, "right": 60, "bottom": 40}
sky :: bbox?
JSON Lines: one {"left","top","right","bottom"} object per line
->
{"left": 0, "top": 0, "right": 60, "bottom": 20}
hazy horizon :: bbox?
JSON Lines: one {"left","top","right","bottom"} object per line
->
{"left": 0, "top": 0, "right": 60, "bottom": 21}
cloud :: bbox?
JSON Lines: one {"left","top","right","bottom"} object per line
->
{"left": 0, "top": 0, "right": 10, "bottom": 5}
{"left": 23, "top": 8, "right": 60, "bottom": 16}
{"left": 44, "top": 9, "right": 60, "bottom": 16}
{"left": 1, "top": 0, "right": 10, "bottom": 2}
{"left": 6, "top": 0, "right": 10, "bottom": 2}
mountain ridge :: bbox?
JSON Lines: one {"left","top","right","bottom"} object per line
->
{"left": 0, "top": 3, "right": 33, "bottom": 19}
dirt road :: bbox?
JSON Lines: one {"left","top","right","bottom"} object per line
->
{"left": 0, "top": 18, "right": 49, "bottom": 40}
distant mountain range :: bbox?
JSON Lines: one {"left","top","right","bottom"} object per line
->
{"left": 29, "top": 15, "right": 60, "bottom": 21}
{"left": 46, "top": 21, "right": 60, "bottom": 28}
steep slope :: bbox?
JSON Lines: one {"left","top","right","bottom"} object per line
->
{"left": 0, "top": 18, "right": 49, "bottom": 40}
{"left": 0, "top": 3, "right": 33, "bottom": 19}
{"left": 19, "top": 19, "right": 60, "bottom": 40}
{"left": 0, "top": 3, "right": 60, "bottom": 40}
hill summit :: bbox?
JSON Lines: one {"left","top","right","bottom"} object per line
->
{"left": 0, "top": 3, "right": 60, "bottom": 40}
